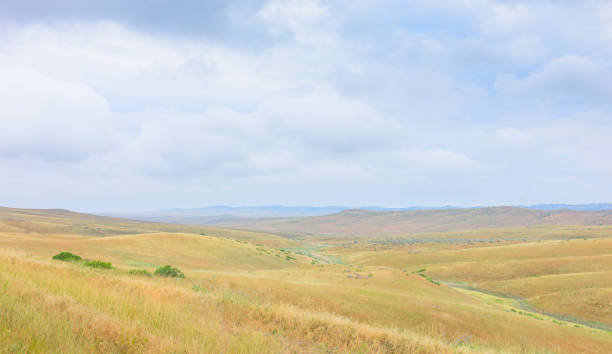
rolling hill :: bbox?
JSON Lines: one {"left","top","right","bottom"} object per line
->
{"left": 203, "top": 206, "right": 612, "bottom": 237}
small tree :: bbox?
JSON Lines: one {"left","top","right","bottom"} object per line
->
{"left": 154, "top": 265, "right": 185, "bottom": 278}
{"left": 52, "top": 252, "right": 81, "bottom": 262}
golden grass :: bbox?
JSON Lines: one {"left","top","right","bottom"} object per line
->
{"left": 426, "top": 254, "right": 612, "bottom": 282}
{"left": 334, "top": 238, "right": 612, "bottom": 268}
{"left": 478, "top": 271, "right": 612, "bottom": 298}
{"left": 3, "top": 248, "right": 612, "bottom": 353}
{"left": 335, "top": 236, "right": 612, "bottom": 331}
{"left": 527, "top": 287, "right": 612, "bottom": 325}
{"left": 0, "top": 250, "right": 474, "bottom": 353}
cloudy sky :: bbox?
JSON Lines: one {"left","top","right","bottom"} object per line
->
{"left": 1, "top": 0, "right": 612, "bottom": 211}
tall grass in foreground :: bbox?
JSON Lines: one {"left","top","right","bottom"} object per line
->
{"left": 0, "top": 251, "right": 466, "bottom": 353}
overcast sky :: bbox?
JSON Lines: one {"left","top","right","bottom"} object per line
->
{"left": 1, "top": 0, "right": 612, "bottom": 212}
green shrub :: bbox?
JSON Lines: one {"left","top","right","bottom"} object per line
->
{"left": 128, "top": 269, "right": 152, "bottom": 277}
{"left": 52, "top": 252, "right": 81, "bottom": 262}
{"left": 84, "top": 260, "right": 112, "bottom": 269}
{"left": 154, "top": 265, "right": 185, "bottom": 278}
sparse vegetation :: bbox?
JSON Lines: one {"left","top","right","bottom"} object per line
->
{"left": 128, "top": 269, "right": 152, "bottom": 277}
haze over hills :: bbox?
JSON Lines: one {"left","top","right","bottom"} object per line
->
{"left": 105, "top": 204, "right": 612, "bottom": 237}
{"left": 202, "top": 206, "right": 612, "bottom": 237}
{"left": 106, "top": 203, "right": 612, "bottom": 223}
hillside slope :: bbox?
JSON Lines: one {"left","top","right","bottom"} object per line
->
{"left": 0, "top": 207, "right": 296, "bottom": 247}
{"left": 206, "top": 207, "right": 612, "bottom": 237}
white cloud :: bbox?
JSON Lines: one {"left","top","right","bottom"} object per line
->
{"left": 495, "top": 55, "right": 612, "bottom": 105}
{"left": 399, "top": 149, "right": 477, "bottom": 170}
{"left": 0, "top": 64, "right": 116, "bottom": 160}
{"left": 258, "top": 0, "right": 328, "bottom": 30}
{"left": 495, "top": 127, "right": 529, "bottom": 144}
{"left": 258, "top": 0, "right": 331, "bottom": 44}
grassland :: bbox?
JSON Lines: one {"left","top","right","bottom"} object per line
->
{"left": 206, "top": 207, "right": 612, "bottom": 237}
{"left": 331, "top": 237, "right": 612, "bottom": 331}
{"left": 1, "top": 207, "right": 611, "bottom": 353}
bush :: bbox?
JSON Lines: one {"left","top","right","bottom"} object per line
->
{"left": 52, "top": 252, "right": 81, "bottom": 262}
{"left": 84, "top": 260, "right": 112, "bottom": 269}
{"left": 128, "top": 269, "right": 152, "bottom": 277}
{"left": 154, "top": 265, "right": 185, "bottom": 278}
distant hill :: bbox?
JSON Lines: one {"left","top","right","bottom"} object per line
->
{"left": 527, "top": 203, "right": 612, "bottom": 211}
{"left": 107, "top": 204, "right": 612, "bottom": 229}
{"left": 202, "top": 206, "right": 612, "bottom": 237}
{"left": 0, "top": 206, "right": 294, "bottom": 246}
{"left": 104, "top": 205, "right": 348, "bottom": 221}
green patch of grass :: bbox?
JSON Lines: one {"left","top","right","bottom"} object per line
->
{"left": 125, "top": 260, "right": 156, "bottom": 268}
{"left": 52, "top": 251, "right": 81, "bottom": 262}
{"left": 427, "top": 278, "right": 440, "bottom": 286}
{"left": 84, "top": 260, "right": 112, "bottom": 269}
{"left": 154, "top": 265, "right": 185, "bottom": 278}
{"left": 256, "top": 247, "right": 270, "bottom": 255}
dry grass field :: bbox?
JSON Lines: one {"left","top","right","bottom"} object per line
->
{"left": 331, "top": 237, "right": 612, "bottom": 331}
{"left": 1, "top": 207, "right": 611, "bottom": 353}
{"left": 207, "top": 207, "right": 612, "bottom": 237}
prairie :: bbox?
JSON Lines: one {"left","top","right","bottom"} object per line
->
{"left": 1, "top": 207, "right": 611, "bottom": 353}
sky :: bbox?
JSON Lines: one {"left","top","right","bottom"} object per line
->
{"left": 1, "top": 0, "right": 612, "bottom": 212}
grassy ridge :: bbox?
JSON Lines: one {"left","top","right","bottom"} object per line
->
{"left": 0, "top": 207, "right": 295, "bottom": 247}
{"left": 0, "top": 231, "right": 310, "bottom": 271}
